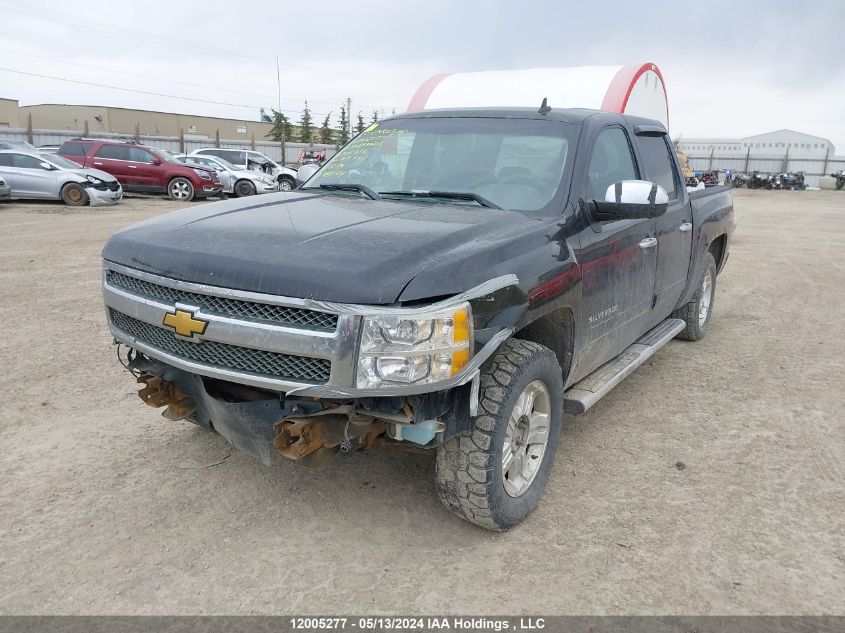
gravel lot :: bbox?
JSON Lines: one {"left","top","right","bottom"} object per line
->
{"left": 0, "top": 190, "right": 842, "bottom": 615}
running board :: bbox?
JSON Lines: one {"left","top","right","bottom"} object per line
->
{"left": 564, "top": 319, "right": 686, "bottom": 414}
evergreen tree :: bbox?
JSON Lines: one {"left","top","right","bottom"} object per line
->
{"left": 266, "top": 109, "right": 292, "bottom": 142}
{"left": 337, "top": 105, "right": 349, "bottom": 145}
{"left": 298, "top": 101, "right": 313, "bottom": 144}
{"left": 356, "top": 111, "right": 365, "bottom": 134}
{"left": 370, "top": 109, "right": 379, "bottom": 125}
{"left": 319, "top": 112, "right": 334, "bottom": 144}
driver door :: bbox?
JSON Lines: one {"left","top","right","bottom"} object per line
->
{"left": 575, "top": 125, "right": 658, "bottom": 377}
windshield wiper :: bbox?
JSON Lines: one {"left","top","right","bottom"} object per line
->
{"left": 380, "top": 190, "right": 501, "bottom": 209}
{"left": 306, "top": 183, "right": 382, "bottom": 200}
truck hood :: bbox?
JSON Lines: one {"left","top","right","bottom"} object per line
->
{"left": 103, "top": 191, "right": 541, "bottom": 304}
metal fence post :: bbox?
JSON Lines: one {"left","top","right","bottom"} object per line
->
{"left": 280, "top": 134, "right": 286, "bottom": 167}
{"left": 823, "top": 146, "right": 830, "bottom": 175}
{"left": 708, "top": 147, "right": 714, "bottom": 171}
{"left": 83, "top": 120, "right": 90, "bottom": 137}
{"left": 26, "top": 113, "right": 33, "bottom": 144}
{"left": 215, "top": 129, "right": 220, "bottom": 148}
{"left": 179, "top": 128, "right": 185, "bottom": 154}
{"left": 251, "top": 133, "right": 256, "bottom": 151}
{"left": 134, "top": 123, "right": 140, "bottom": 143}
{"left": 744, "top": 145, "right": 751, "bottom": 172}
{"left": 783, "top": 145, "right": 789, "bottom": 173}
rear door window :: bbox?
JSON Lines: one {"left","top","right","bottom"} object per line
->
{"left": 95, "top": 145, "right": 131, "bottom": 161}
{"left": 12, "top": 153, "right": 45, "bottom": 169}
{"left": 637, "top": 135, "right": 679, "bottom": 199}
{"left": 60, "top": 142, "right": 89, "bottom": 157}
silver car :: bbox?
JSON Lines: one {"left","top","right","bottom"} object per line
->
{"left": 190, "top": 148, "right": 298, "bottom": 191}
{"left": 174, "top": 153, "right": 278, "bottom": 197}
{"left": 0, "top": 150, "right": 123, "bottom": 206}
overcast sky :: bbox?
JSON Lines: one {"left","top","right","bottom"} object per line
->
{"left": 2, "top": 0, "right": 843, "bottom": 150}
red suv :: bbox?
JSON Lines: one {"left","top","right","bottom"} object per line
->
{"left": 57, "top": 139, "right": 222, "bottom": 201}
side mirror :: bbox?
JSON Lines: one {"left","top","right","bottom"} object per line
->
{"left": 589, "top": 180, "right": 669, "bottom": 223}
{"left": 39, "top": 162, "right": 54, "bottom": 170}
{"left": 152, "top": 159, "right": 163, "bottom": 166}
{"left": 295, "top": 163, "right": 319, "bottom": 187}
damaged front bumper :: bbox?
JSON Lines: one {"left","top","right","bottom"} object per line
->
{"left": 129, "top": 353, "right": 477, "bottom": 467}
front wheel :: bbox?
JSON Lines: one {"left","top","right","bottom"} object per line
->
{"left": 235, "top": 179, "right": 256, "bottom": 197}
{"left": 61, "top": 182, "right": 89, "bottom": 206}
{"left": 435, "top": 339, "right": 564, "bottom": 531}
{"left": 168, "top": 177, "right": 195, "bottom": 201}
{"left": 278, "top": 176, "right": 295, "bottom": 192}
{"left": 672, "top": 251, "right": 717, "bottom": 341}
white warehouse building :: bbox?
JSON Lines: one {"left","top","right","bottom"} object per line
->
{"left": 676, "top": 129, "right": 843, "bottom": 187}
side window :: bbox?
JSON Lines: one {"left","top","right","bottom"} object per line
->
{"left": 129, "top": 147, "right": 155, "bottom": 163}
{"left": 0, "top": 153, "right": 11, "bottom": 167}
{"left": 95, "top": 144, "right": 131, "bottom": 160}
{"left": 12, "top": 153, "right": 45, "bottom": 169}
{"left": 587, "top": 127, "right": 639, "bottom": 200}
{"left": 61, "top": 142, "right": 87, "bottom": 156}
{"left": 637, "top": 135, "right": 679, "bottom": 199}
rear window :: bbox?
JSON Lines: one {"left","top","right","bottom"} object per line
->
{"left": 60, "top": 142, "right": 89, "bottom": 157}
{"left": 95, "top": 144, "right": 131, "bottom": 160}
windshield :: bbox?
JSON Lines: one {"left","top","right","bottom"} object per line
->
{"left": 41, "top": 154, "right": 83, "bottom": 169}
{"left": 155, "top": 149, "right": 185, "bottom": 165}
{"left": 304, "top": 117, "right": 575, "bottom": 211}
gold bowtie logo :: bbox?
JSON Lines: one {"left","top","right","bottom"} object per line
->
{"left": 162, "top": 309, "right": 208, "bottom": 338}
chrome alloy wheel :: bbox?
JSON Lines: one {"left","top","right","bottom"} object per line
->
{"left": 170, "top": 180, "right": 192, "bottom": 200}
{"left": 699, "top": 267, "right": 714, "bottom": 327}
{"left": 502, "top": 380, "right": 552, "bottom": 497}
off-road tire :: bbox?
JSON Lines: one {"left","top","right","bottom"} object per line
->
{"left": 235, "top": 179, "right": 256, "bottom": 197}
{"left": 278, "top": 176, "right": 295, "bottom": 192}
{"left": 434, "top": 339, "right": 564, "bottom": 531}
{"left": 61, "top": 182, "right": 89, "bottom": 206}
{"left": 672, "top": 251, "right": 717, "bottom": 341}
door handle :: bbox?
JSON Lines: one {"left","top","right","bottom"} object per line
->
{"left": 638, "top": 237, "right": 658, "bottom": 249}
{"left": 679, "top": 222, "right": 693, "bottom": 232}
{"left": 127, "top": 165, "right": 137, "bottom": 169}
{"left": 93, "top": 162, "right": 103, "bottom": 166}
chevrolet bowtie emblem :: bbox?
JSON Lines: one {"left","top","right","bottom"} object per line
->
{"left": 162, "top": 309, "right": 208, "bottom": 338}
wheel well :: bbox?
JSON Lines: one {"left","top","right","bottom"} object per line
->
{"left": 709, "top": 234, "right": 727, "bottom": 273}
{"left": 277, "top": 174, "right": 294, "bottom": 182}
{"left": 514, "top": 308, "right": 574, "bottom": 382}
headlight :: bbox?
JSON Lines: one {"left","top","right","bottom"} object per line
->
{"left": 192, "top": 168, "right": 211, "bottom": 180}
{"left": 356, "top": 303, "right": 472, "bottom": 388}
{"left": 85, "top": 175, "right": 102, "bottom": 184}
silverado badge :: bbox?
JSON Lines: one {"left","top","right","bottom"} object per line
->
{"left": 162, "top": 309, "right": 208, "bottom": 338}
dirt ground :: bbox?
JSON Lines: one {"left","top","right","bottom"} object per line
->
{"left": 0, "top": 190, "right": 842, "bottom": 615}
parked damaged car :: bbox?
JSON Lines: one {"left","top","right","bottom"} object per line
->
{"left": 0, "top": 150, "right": 122, "bottom": 206}
{"left": 190, "top": 148, "right": 298, "bottom": 191}
{"left": 102, "top": 107, "right": 734, "bottom": 530}
{"left": 175, "top": 153, "right": 278, "bottom": 197}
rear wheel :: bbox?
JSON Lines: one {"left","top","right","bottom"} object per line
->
{"left": 434, "top": 339, "right": 564, "bottom": 531}
{"left": 672, "top": 251, "right": 717, "bottom": 341}
{"left": 61, "top": 182, "right": 89, "bottom": 206}
{"left": 168, "top": 177, "right": 195, "bottom": 201}
{"left": 235, "top": 179, "right": 256, "bottom": 197}
{"left": 278, "top": 176, "right": 295, "bottom": 192}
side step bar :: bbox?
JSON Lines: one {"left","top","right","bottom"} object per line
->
{"left": 564, "top": 319, "right": 686, "bottom": 414}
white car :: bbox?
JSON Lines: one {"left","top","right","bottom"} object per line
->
{"left": 0, "top": 150, "right": 122, "bottom": 206}
{"left": 190, "top": 148, "right": 298, "bottom": 191}
{"left": 175, "top": 153, "right": 278, "bottom": 197}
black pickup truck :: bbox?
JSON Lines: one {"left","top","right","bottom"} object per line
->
{"left": 102, "top": 107, "right": 734, "bottom": 530}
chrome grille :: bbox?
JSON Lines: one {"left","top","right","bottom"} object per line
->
{"left": 107, "top": 271, "right": 338, "bottom": 331}
{"left": 110, "top": 309, "right": 331, "bottom": 384}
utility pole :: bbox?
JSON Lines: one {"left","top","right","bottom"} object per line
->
{"left": 277, "top": 56, "right": 285, "bottom": 166}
